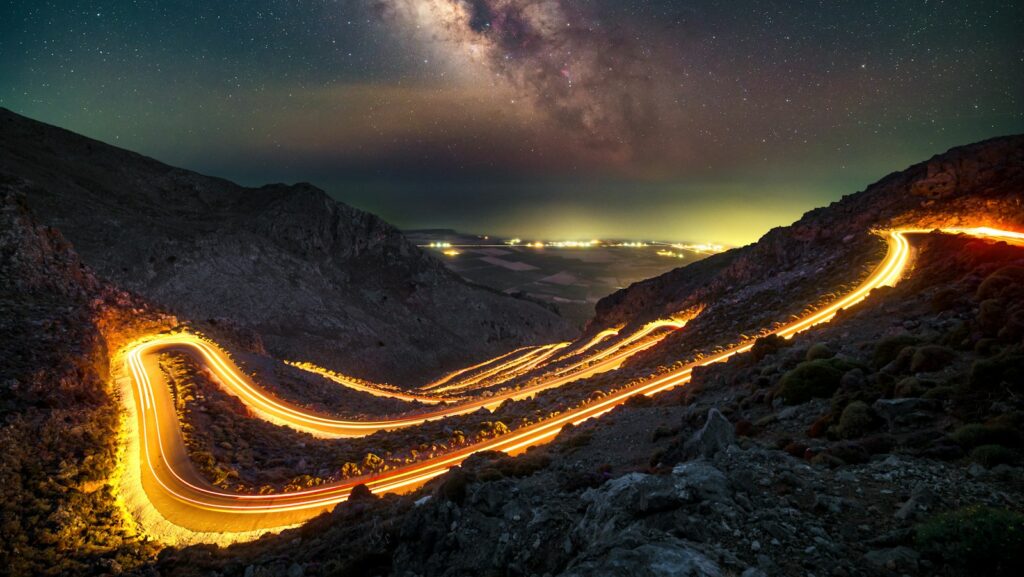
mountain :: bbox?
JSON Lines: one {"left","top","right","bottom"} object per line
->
{"left": 0, "top": 109, "right": 574, "bottom": 384}
{"left": 590, "top": 135, "right": 1024, "bottom": 367}
{"left": 150, "top": 136, "right": 1024, "bottom": 577}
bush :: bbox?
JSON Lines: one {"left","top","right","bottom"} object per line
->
{"left": 915, "top": 506, "right": 1024, "bottom": 576}
{"left": 837, "top": 401, "right": 877, "bottom": 439}
{"left": 931, "top": 287, "right": 961, "bottom": 312}
{"left": 978, "top": 299, "right": 1006, "bottom": 336}
{"left": 872, "top": 335, "right": 919, "bottom": 369}
{"left": 976, "top": 266, "right": 1024, "bottom": 300}
{"left": 968, "top": 347, "right": 1024, "bottom": 392}
{"left": 951, "top": 423, "right": 1020, "bottom": 449}
{"left": 751, "top": 334, "right": 788, "bottom": 361}
{"left": 971, "top": 445, "right": 1016, "bottom": 468}
{"left": 778, "top": 358, "right": 859, "bottom": 405}
{"left": 361, "top": 453, "right": 385, "bottom": 473}
{"left": 806, "top": 343, "right": 836, "bottom": 361}
{"left": 923, "top": 385, "right": 955, "bottom": 400}
{"left": 895, "top": 377, "right": 927, "bottom": 398}
{"left": 911, "top": 345, "right": 957, "bottom": 373}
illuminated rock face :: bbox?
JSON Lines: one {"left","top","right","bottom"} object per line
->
{"left": 0, "top": 108, "right": 574, "bottom": 385}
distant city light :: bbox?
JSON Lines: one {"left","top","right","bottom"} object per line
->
{"left": 656, "top": 250, "right": 686, "bottom": 259}
{"left": 671, "top": 242, "right": 725, "bottom": 254}
{"left": 442, "top": 249, "right": 461, "bottom": 257}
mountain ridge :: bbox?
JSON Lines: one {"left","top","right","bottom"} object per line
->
{"left": 0, "top": 108, "right": 575, "bottom": 384}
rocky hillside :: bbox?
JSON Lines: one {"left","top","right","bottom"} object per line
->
{"left": 0, "top": 185, "right": 157, "bottom": 575}
{"left": 147, "top": 140, "right": 1024, "bottom": 577}
{"left": 592, "top": 135, "right": 1024, "bottom": 334}
{"left": 151, "top": 230, "right": 1024, "bottom": 577}
{"left": 0, "top": 108, "right": 574, "bottom": 384}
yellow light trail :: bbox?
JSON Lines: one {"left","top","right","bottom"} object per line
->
{"left": 420, "top": 345, "right": 541, "bottom": 391}
{"left": 284, "top": 361, "right": 450, "bottom": 405}
{"left": 116, "top": 228, "right": 1023, "bottom": 540}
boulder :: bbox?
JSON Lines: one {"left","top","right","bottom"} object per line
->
{"left": 672, "top": 461, "right": 732, "bottom": 503}
{"left": 683, "top": 409, "right": 736, "bottom": 459}
{"left": 863, "top": 546, "right": 920, "bottom": 572}
{"left": 561, "top": 539, "right": 721, "bottom": 577}
{"left": 872, "top": 398, "right": 940, "bottom": 430}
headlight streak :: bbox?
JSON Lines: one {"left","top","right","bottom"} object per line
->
{"left": 116, "top": 228, "right": 1022, "bottom": 540}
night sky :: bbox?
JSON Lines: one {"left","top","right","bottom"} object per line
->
{"left": 2, "top": 1, "right": 1022, "bottom": 245}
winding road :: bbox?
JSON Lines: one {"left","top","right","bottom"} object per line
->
{"left": 118, "top": 227, "right": 1024, "bottom": 540}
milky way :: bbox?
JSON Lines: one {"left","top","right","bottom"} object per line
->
{"left": 378, "top": 0, "right": 674, "bottom": 156}
{"left": 4, "top": 0, "right": 1021, "bottom": 244}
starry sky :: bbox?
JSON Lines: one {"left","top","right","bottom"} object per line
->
{"left": 2, "top": 1, "right": 1022, "bottom": 245}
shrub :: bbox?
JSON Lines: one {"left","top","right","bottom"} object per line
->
{"left": 837, "top": 401, "right": 877, "bottom": 439}
{"left": 895, "top": 377, "right": 927, "bottom": 398}
{"left": 923, "top": 385, "right": 955, "bottom": 400}
{"left": 339, "top": 462, "right": 361, "bottom": 477}
{"left": 968, "top": 347, "right": 1024, "bottom": 392}
{"left": 976, "top": 266, "right": 1024, "bottom": 300}
{"left": 971, "top": 445, "right": 1016, "bottom": 468}
{"left": 910, "top": 345, "right": 957, "bottom": 373}
{"left": 977, "top": 298, "right": 1007, "bottom": 337}
{"left": 361, "top": 453, "right": 385, "bottom": 473}
{"left": 625, "top": 394, "right": 654, "bottom": 408}
{"left": 498, "top": 452, "right": 552, "bottom": 477}
{"left": 806, "top": 343, "right": 836, "bottom": 361}
{"left": 751, "top": 334, "right": 788, "bottom": 361}
{"left": 931, "top": 287, "right": 960, "bottom": 312}
{"left": 915, "top": 506, "right": 1024, "bottom": 576}
{"left": 477, "top": 420, "right": 511, "bottom": 439}
{"left": 778, "top": 358, "right": 859, "bottom": 405}
{"left": 951, "top": 423, "right": 1020, "bottom": 449}
{"left": 872, "top": 335, "right": 919, "bottom": 368}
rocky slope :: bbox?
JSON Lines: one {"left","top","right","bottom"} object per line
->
{"left": 0, "top": 185, "right": 158, "bottom": 576}
{"left": 592, "top": 135, "right": 1024, "bottom": 333}
{"left": 152, "top": 199, "right": 1024, "bottom": 577}
{"left": 146, "top": 137, "right": 1024, "bottom": 577}
{"left": 0, "top": 108, "right": 574, "bottom": 384}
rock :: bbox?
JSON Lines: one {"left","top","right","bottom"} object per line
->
{"left": 348, "top": 483, "right": 375, "bottom": 502}
{"left": 436, "top": 467, "right": 468, "bottom": 504}
{"left": 672, "top": 461, "right": 732, "bottom": 503}
{"left": 683, "top": 409, "right": 736, "bottom": 458}
{"left": 776, "top": 406, "right": 800, "bottom": 421}
{"left": 863, "top": 546, "right": 919, "bottom": 572}
{"left": 872, "top": 398, "right": 940, "bottom": 430}
{"left": 563, "top": 538, "right": 722, "bottom": 577}
{"left": 894, "top": 484, "right": 936, "bottom": 522}
{"left": 287, "top": 563, "right": 304, "bottom": 577}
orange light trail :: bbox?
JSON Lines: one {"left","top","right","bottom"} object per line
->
{"left": 116, "top": 227, "right": 1022, "bottom": 540}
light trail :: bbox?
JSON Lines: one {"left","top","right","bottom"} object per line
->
{"left": 284, "top": 361, "right": 450, "bottom": 405}
{"left": 420, "top": 345, "right": 542, "bottom": 391}
{"left": 428, "top": 342, "right": 570, "bottom": 394}
{"left": 116, "top": 228, "right": 1023, "bottom": 539}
